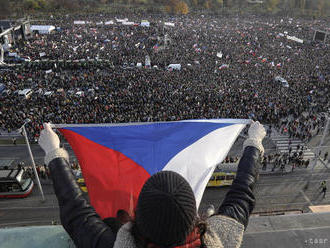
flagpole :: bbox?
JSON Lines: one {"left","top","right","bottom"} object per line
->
{"left": 22, "top": 123, "right": 46, "bottom": 202}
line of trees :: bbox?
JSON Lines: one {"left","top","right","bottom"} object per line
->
{"left": 0, "top": 0, "right": 329, "bottom": 18}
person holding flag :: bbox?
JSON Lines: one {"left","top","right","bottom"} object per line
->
{"left": 39, "top": 121, "right": 266, "bottom": 248}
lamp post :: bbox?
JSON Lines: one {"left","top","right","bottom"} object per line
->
{"left": 21, "top": 119, "right": 45, "bottom": 202}
{"left": 0, "top": 44, "right": 4, "bottom": 64}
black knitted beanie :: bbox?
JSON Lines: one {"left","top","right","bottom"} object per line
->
{"left": 135, "top": 171, "right": 197, "bottom": 247}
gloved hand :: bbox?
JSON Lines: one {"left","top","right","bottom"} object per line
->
{"left": 248, "top": 121, "right": 266, "bottom": 141}
{"left": 39, "top": 123, "right": 60, "bottom": 154}
{"left": 38, "top": 123, "right": 68, "bottom": 165}
{"left": 243, "top": 121, "right": 266, "bottom": 156}
{"left": 205, "top": 204, "right": 215, "bottom": 217}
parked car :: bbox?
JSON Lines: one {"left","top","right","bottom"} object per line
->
{"left": 274, "top": 76, "right": 289, "bottom": 88}
{"left": 167, "top": 64, "right": 182, "bottom": 71}
{"left": 18, "top": 89, "right": 33, "bottom": 99}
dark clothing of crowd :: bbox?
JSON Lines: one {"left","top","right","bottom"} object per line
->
{"left": 0, "top": 15, "right": 329, "bottom": 142}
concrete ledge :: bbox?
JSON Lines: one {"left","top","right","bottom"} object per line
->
{"left": 0, "top": 225, "right": 74, "bottom": 248}
{"left": 1, "top": 213, "right": 330, "bottom": 248}
{"left": 242, "top": 212, "right": 330, "bottom": 248}
{"left": 243, "top": 226, "right": 330, "bottom": 248}
{"left": 246, "top": 212, "right": 330, "bottom": 233}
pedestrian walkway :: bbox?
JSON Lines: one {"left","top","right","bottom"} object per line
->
{"left": 270, "top": 127, "right": 315, "bottom": 160}
{"left": 0, "top": 129, "right": 22, "bottom": 138}
{"left": 0, "top": 159, "right": 15, "bottom": 168}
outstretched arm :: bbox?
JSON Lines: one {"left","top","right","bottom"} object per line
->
{"left": 39, "top": 123, "right": 116, "bottom": 248}
{"left": 217, "top": 146, "right": 261, "bottom": 228}
{"left": 217, "top": 121, "right": 265, "bottom": 228}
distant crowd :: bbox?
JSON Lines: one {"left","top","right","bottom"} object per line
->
{"left": 0, "top": 14, "right": 329, "bottom": 146}
{"left": 23, "top": 160, "right": 80, "bottom": 180}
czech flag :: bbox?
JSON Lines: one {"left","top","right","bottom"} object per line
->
{"left": 54, "top": 119, "right": 249, "bottom": 219}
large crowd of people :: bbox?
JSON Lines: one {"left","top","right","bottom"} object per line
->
{"left": 0, "top": 14, "right": 329, "bottom": 143}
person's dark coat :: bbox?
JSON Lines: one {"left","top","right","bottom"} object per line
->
{"left": 49, "top": 146, "right": 261, "bottom": 248}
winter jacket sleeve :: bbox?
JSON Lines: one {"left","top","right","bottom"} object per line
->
{"left": 49, "top": 157, "right": 116, "bottom": 248}
{"left": 217, "top": 146, "right": 260, "bottom": 229}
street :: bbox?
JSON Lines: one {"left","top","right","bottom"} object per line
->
{"left": 201, "top": 168, "right": 330, "bottom": 214}
{"left": 0, "top": 144, "right": 76, "bottom": 165}
{"left": 0, "top": 164, "right": 329, "bottom": 227}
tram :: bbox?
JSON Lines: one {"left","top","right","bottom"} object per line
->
{"left": 207, "top": 163, "right": 238, "bottom": 187}
{"left": 73, "top": 170, "right": 88, "bottom": 193}
{"left": 0, "top": 168, "right": 34, "bottom": 198}
{"left": 77, "top": 178, "right": 87, "bottom": 193}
